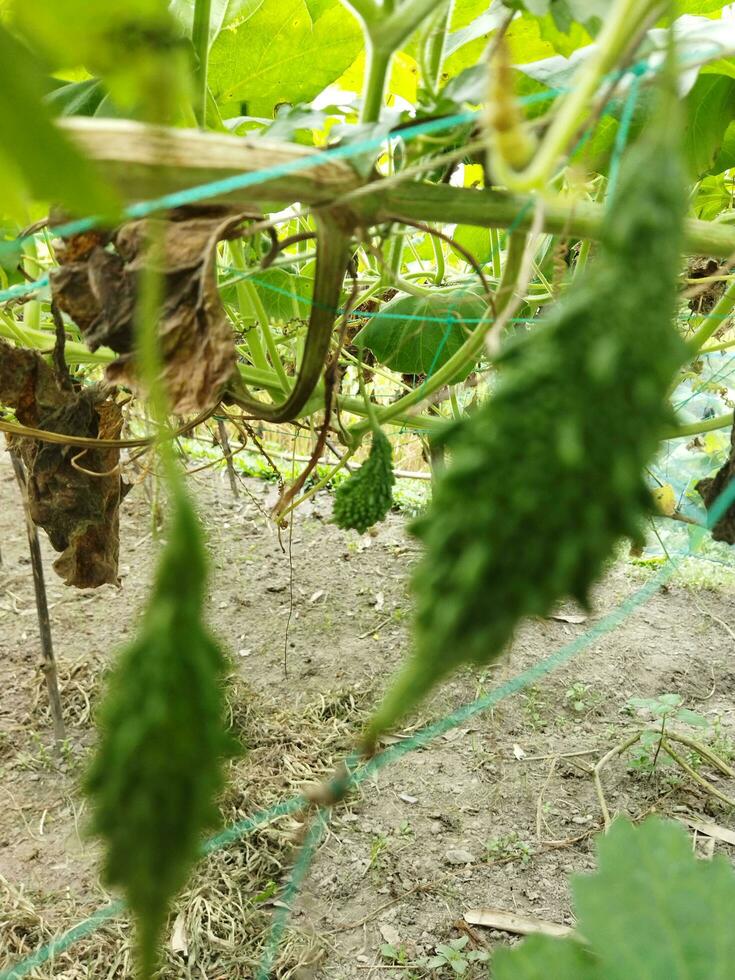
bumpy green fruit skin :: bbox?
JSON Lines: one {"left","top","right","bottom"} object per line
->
{"left": 333, "top": 428, "right": 395, "bottom": 534}
{"left": 363, "top": 75, "right": 688, "bottom": 751}
{"left": 85, "top": 489, "right": 236, "bottom": 978}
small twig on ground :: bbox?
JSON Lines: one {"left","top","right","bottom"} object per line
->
{"left": 536, "top": 757, "right": 558, "bottom": 840}
{"left": 9, "top": 451, "right": 66, "bottom": 745}
{"left": 594, "top": 731, "right": 643, "bottom": 829}
{"left": 357, "top": 615, "right": 394, "bottom": 640}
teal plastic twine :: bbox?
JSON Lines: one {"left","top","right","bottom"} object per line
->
{"left": 606, "top": 68, "right": 645, "bottom": 200}
{"left": 5, "top": 471, "right": 735, "bottom": 980}
{"left": 254, "top": 810, "right": 330, "bottom": 980}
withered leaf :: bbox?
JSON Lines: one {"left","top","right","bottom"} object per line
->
{"left": 1, "top": 338, "right": 126, "bottom": 588}
{"left": 51, "top": 206, "right": 253, "bottom": 414}
{"left": 696, "top": 420, "right": 735, "bottom": 544}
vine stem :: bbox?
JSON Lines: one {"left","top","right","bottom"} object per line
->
{"left": 349, "top": 0, "right": 452, "bottom": 122}
{"left": 361, "top": 41, "right": 394, "bottom": 123}
{"left": 686, "top": 275, "right": 735, "bottom": 353}
{"left": 664, "top": 412, "right": 733, "bottom": 439}
{"left": 242, "top": 280, "right": 291, "bottom": 391}
{"left": 419, "top": 0, "right": 452, "bottom": 96}
{"left": 192, "top": 0, "right": 212, "bottom": 127}
{"left": 228, "top": 240, "right": 272, "bottom": 376}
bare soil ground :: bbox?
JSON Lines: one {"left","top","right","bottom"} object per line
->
{"left": 2, "top": 452, "right": 735, "bottom": 979}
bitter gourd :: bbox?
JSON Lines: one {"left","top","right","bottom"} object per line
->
{"left": 333, "top": 428, "right": 395, "bottom": 534}
{"left": 363, "top": 69, "right": 688, "bottom": 752}
{"left": 85, "top": 488, "right": 236, "bottom": 977}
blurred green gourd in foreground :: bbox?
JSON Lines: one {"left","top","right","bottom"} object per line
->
{"left": 362, "top": 71, "right": 689, "bottom": 752}
{"left": 85, "top": 488, "right": 236, "bottom": 978}
{"left": 333, "top": 427, "right": 395, "bottom": 534}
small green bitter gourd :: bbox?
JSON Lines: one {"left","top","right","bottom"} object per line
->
{"left": 363, "top": 67, "right": 688, "bottom": 752}
{"left": 333, "top": 427, "right": 395, "bottom": 534}
{"left": 85, "top": 487, "right": 236, "bottom": 978}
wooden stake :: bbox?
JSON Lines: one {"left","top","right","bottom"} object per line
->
{"left": 217, "top": 418, "right": 239, "bottom": 497}
{"left": 10, "top": 451, "right": 66, "bottom": 745}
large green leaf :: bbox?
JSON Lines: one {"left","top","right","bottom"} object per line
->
{"left": 208, "top": 0, "right": 361, "bottom": 114}
{"left": 711, "top": 118, "right": 735, "bottom": 173}
{"left": 354, "top": 289, "right": 487, "bottom": 382}
{"left": 493, "top": 818, "right": 735, "bottom": 980}
{"left": 168, "top": 0, "right": 264, "bottom": 46}
{"left": 683, "top": 73, "right": 735, "bottom": 178}
{"left": 0, "top": 24, "right": 118, "bottom": 217}
{"left": 672, "top": 1, "right": 727, "bottom": 15}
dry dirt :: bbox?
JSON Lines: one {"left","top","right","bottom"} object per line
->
{"left": 2, "top": 451, "right": 735, "bottom": 978}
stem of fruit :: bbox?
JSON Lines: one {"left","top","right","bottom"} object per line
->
{"left": 192, "top": 0, "right": 212, "bottom": 127}
{"left": 487, "top": 0, "right": 661, "bottom": 192}
{"left": 279, "top": 449, "right": 356, "bottom": 520}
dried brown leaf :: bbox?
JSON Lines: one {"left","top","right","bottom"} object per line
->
{"left": 51, "top": 206, "right": 254, "bottom": 414}
{"left": 1, "top": 338, "right": 126, "bottom": 588}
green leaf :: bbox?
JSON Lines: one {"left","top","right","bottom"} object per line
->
{"left": 251, "top": 268, "right": 311, "bottom": 322}
{"left": 495, "top": 818, "right": 735, "bottom": 979}
{"left": 354, "top": 289, "right": 488, "bottom": 382}
{"left": 453, "top": 225, "right": 493, "bottom": 265}
{"left": 0, "top": 24, "right": 118, "bottom": 217}
{"left": 693, "top": 174, "right": 732, "bottom": 220}
{"left": 575, "top": 818, "right": 735, "bottom": 980}
{"left": 168, "top": 0, "right": 264, "bottom": 46}
{"left": 672, "top": 1, "right": 727, "bottom": 15}
{"left": 45, "top": 77, "right": 106, "bottom": 117}
{"left": 494, "top": 933, "right": 599, "bottom": 979}
{"left": 683, "top": 73, "right": 735, "bottom": 179}
{"left": 208, "top": 0, "right": 361, "bottom": 114}
{"left": 674, "top": 708, "right": 709, "bottom": 727}
{"left": 710, "top": 118, "right": 735, "bottom": 173}
{"left": 443, "top": 6, "right": 508, "bottom": 77}
{"left": 85, "top": 487, "right": 237, "bottom": 978}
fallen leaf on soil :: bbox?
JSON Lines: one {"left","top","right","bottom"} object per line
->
{"left": 51, "top": 206, "right": 255, "bottom": 414}
{"left": 679, "top": 816, "right": 735, "bottom": 848}
{"left": 548, "top": 612, "right": 588, "bottom": 624}
{"left": 170, "top": 912, "right": 188, "bottom": 957}
{"left": 513, "top": 743, "right": 526, "bottom": 760}
{"left": 379, "top": 924, "right": 402, "bottom": 947}
{"left": 463, "top": 908, "right": 572, "bottom": 938}
{"left": 1, "top": 338, "right": 126, "bottom": 587}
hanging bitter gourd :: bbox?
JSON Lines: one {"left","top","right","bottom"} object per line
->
{"left": 85, "top": 487, "right": 236, "bottom": 978}
{"left": 333, "top": 427, "right": 395, "bottom": 534}
{"left": 362, "top": 68, "right": 688, "bottom": 753}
